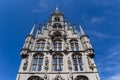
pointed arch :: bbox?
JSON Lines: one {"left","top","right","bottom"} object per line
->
{"left": 54, "top": 16, "right": 60, "bottom": 21}
{"left": 36, "top": 39, "right": 45, "bottom": 51}
{"left": 52, "top": 53, "right": 63, "bottom": 71}
{"left": 31, "top": 53, "right": 44, "bottom": 71}
{"left": 53, "top": 40, "right": 62, "bottom": 51}
{"left": 72, "top": 53, "right": 83, "bottom": 71}
{"left": 70, "top": 39, "right": 79, "bottom": 51}
{"left": 75, "top": 75, "right": 89, "bottom": 80}
{"left": 53, "top": 23, "right": 62, "bottom": 31}
{"left": 28, "top": 76, "right": 43, "bottom": 80}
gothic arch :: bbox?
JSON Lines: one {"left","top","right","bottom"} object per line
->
{"left": 52, "top": 53, "right": 63, "bottom": 71}
{"left": 36, "top": 38, "right": 46, "bottom": 42}
{"left": 28, "top": 76, "right": 43, "bottom": 80}
{"left": 54, "top": 16, "right": 60, "bottom": 21}
{"left": 36, "top": 39, "right": 46, "bottom": 51}
{"left": 33, "top": 52, "right": 44, "bottom": 57}
{"left": 52, "top": 52, "right": 63, "bottom": 56}
{"left": 69, "top": 39, "right": 78, "bottom": 42}
{"left": 71, "top": 53, "right": 83, "bottom": 71}
{"left": 75, "top": 75, "right": 89, "bottom": 80}
{"left": 53, "top": 23, "right": 62, "bottom": 28}
{"left": 71, "top": 52, "right": 82, "bottom": 57}
{"left": 31, "top": 53, "right": 44, "bottom": 71}
{"left": 69, "top": 39, "right": 79, "bottom": 51}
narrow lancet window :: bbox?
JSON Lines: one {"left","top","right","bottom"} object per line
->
{"left": 53, "top": 40, "right": 62, "bottom": 51}
{"left": 72, "top": 54, "right": 83, "bottom": 71}
{"left": 36, "top": 40, "right": 45, "bottom": 51}
{"left": 32, "top": 54, "right": 43, "bottom": 71}
{"left": 53, "top": 54, "right": 63, "bottom": 71}
{"left": 70, "top": 40, "right": 79, "bottom": 51}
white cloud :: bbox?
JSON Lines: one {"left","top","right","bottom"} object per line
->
{"left": 87, "top": 31, "right": 120, "bottom": 39}
{"left": 87, "top": 31, "right": 110, "bottom": 38}
{"left": 97, "top": 43, "right": 120, "bottom": 78}
{"left": 107, "top": 44, "right": 120, "bottom": 59}
{"left": 105, "top": 74, "right": 120, "bottom": 80}
{"left": 32, "top": 9, "right": 39, "bottom": 13}
{"left": 90, "top": 17, "right": 105, "bottom": 24}
{"left": 32, "top": 0, "right": 49, "bottom": 13}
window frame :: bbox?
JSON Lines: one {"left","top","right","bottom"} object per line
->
{"left": 32, "top": 54, "right": 44, "bottom": 71}
{"left": 53, "top": 40, "right": 62, "bottom": 51}
{"left": 36, "top": 40, "right": 45, "bottom": 51}
{"left": 72, "top": 54, "right": 83, "bottom": 71}
{"left": 70, "top": 40, "right": 79, "bottom": 51}
{"left": 52, "top": 54, "right": 63, "bottom": 71}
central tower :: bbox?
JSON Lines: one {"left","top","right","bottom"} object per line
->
{"left": 16, "top": 6, "right": 100, "bottom": 80}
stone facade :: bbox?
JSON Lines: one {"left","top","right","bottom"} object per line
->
{"left": 16, "top": 6, "right": 100, "bottom": 80}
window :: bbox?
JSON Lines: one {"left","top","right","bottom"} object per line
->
{"left": 72, "top": 54, "right": 83, "bottom": 71}
{"left": 53, "top": 40, "right": 62, "bottom": 51}
{"left": 53, "top": 23, "right": 62, "bottom": 31}
{"left": 36, "top": 40, "right": 45, "bottom": 51}
{"left": 53, "top": 54, "right": 63, "bottom": 71}
{"left": 70, "top": 40, "right": 79, "bottom": 51}
{"left": 75, "top": 76, "right": 88, "bottom": 80}
{"left": 32, "top": 54, "right": 43, "bottom": 71}
{"left": 55, "top": 17, "right": 60, "bottom": 21}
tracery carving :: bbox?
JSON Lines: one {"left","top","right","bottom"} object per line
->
{"left": 53, "top": 75, "right": 65, "bottom": 80}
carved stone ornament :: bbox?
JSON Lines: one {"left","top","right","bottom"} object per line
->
{"left": 23, "top": 58, "right": 28, "bottom": 70}
{"left": 53, "top": 75, "right": 65, "bottom": 80}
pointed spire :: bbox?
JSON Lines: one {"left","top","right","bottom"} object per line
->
{"left": 55, "top": 4, "right": 59, "bottom": 13}
{"left": 67, "top": 21, "right": 70, "bottom": 29}
{"left": 48, "top": 17, "right": 51, "bottom": 22}
{"left": 43, "top": 20, "right": 47, "bottom": 29}
{"left": 74, "top": 25, "right": 77, "bottom": 33}
{"left": 79, "top": 22, "right": 85, "bottom": 36}
{"left": 74, "top": 25, "right": 77, "bottom": 30}
{"left": 38, "top": 24, "right": 41, "bottom": 34}
{"left": 30, "top": 23, "right": 36, "bottom": 35}
{"left": 69, "top": 23, "right": 72, "bottom": 30}
{"left": 35, "top": 24, "right": 41, "bottom": 38}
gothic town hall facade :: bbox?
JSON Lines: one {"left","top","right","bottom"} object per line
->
{"left": 16, "top": 6, "right": 100, "bottom": 80}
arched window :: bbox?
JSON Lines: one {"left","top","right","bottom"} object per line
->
{"left": 36, "top": 40, "right": 45, "bottom": 51}
{"left": 53, "top": 23, "right": 62, "bottom": 31}
{"left": 72, "top": 54, "right": 83, "bottom": 71}
{"left": 53, "top": 40, "right": 62, "bottom": 51}
{"left": 75, "top": 76, "right": 88, "bottom": 80}
{"left": 32, "top": 54, "right": 44, "bottom": 71}
{"left": 70, "top": 40, "right": 79, "bottom": 51}
{"left": 28, "top": 76, "right": 43, "bottom": 80}
{"left": 55, "top": 17, "right": 60, "bottom": 21}
{"left": 53, "top": 54, "right": 63, "bottom": 71}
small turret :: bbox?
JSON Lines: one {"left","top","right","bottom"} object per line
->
{"left": 30, "top": 23, "right": 36, "bottom": 35}
{"left": 43, "top": 20, "right": 47, "bottom": 29}
{"left": 79, "top": 24, "right": 85, "bottom": 36}
{"left": 55, "top": 4, "right": 59, "bottom": 13}
{"left": 74, "top": 25, "right": 77, "bottom": 34}
{"left": 79, "top": 23, "right": 94, "bottom": 58}
{"left": 20, "top": 23, "right": 36, "bottom": 58}
{"left": 69, "top": 23, "right": 72, "bottom": 30}
{"left": 36, "top": 24, "right": 41, "bottom": 38}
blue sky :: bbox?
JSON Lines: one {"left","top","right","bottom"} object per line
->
{"left": 0, "top": 0, "right": 120, "bottom": 80}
